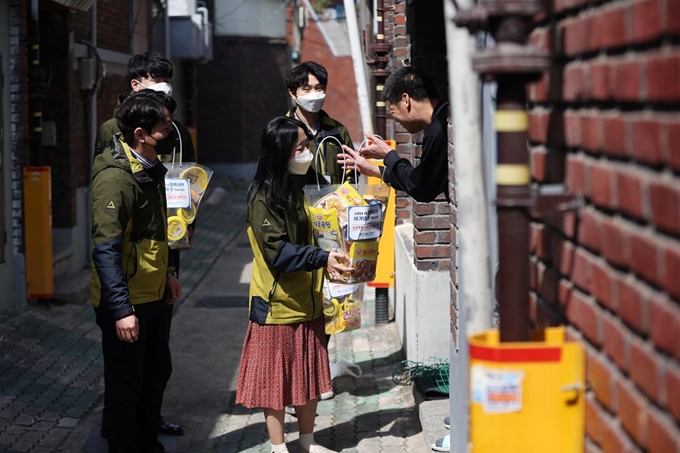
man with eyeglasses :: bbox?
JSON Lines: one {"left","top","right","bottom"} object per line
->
{"left": 337, "top": 66, "right": 449, "bottom": 202}
{"left": 94, "top": 51, "right": 192, "bottom": 438}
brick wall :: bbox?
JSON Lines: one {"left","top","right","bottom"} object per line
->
{"left": 527, "top": 0, "right": 680, "bottom": 450}
{"left": 41, "top": 11, "right": 76, "bottom": 228}
{"left": 35, "top": 3, "right": 132, "bottom": 229}
{"left": 96, "top": 0, "right": 131, "bottom": 54}
{"left": 300, "top": 18, "right": 362, "bottom": 143}
{"left": 384, "top": 0, "right": 413, "bottom": 226}
{"left": 402, "top": 0, "right": 450, "bottom": 272}
{"left": 96, "top": 75, "right": 129, "bottom": 126}
{"left": 9, "top": 0, "right": 28, "bottom": 254}
{"left": 196, "top": 36, "right": 290, "bottom": 164}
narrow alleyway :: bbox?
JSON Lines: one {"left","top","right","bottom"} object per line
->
{"left": 0, "top": 176, "right": 424, "bottom": 453}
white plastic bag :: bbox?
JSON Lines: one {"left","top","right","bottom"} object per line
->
{"left": 330, "top": 361, "right": 362, "bottom": 379}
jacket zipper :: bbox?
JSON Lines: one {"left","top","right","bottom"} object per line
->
{"left": 267, "top": 271, "right": 281, "bottom": 317}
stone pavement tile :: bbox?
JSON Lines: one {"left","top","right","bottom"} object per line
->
{"left": 17, "top": 430, "right": 44, "bottom": 443}
{"left": 6, "top": 441, "right": 33, "bottom": 452}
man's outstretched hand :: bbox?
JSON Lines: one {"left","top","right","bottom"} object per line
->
{"left": 337, "top": 145, "right": 382, "bottom": 178}
{"left": 356, "top": 133, "right": 393, "bottom": 159}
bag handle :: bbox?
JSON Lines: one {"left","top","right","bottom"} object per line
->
{"left": 314, "top": 135, "right": 345, "bottom": 189}
{"left": 355, "top": 135, "right": 388, "bottom": 191}
{"left": 169, "top": 121, "right": 183, "bottom": 171}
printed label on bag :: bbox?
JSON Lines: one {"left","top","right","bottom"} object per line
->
{"left": 470, "top": 365, "right": 524, "bottom": 414}
{"left": 165, "top": 178, "right": 191, "bottom": 208}
{"left": 347, "top": 204, "right": 383, "bottom": 241}
{"left": 327, "top": 282, "right": 358, "bottom": 298}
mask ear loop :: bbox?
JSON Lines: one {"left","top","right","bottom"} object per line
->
{"left": 317, "top": 136, "right": 345, "bottom": 185}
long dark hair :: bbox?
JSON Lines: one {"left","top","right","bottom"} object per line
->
{"left": 247, "top": 117, "right": 308, "bottom": 214}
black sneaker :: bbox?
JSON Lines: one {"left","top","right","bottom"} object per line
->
{"left": 159, "top": 416, "right": 184, "bottom": 436}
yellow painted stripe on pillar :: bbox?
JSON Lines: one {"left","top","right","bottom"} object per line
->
{"left": 495, "top": 111, "right": 529, "bottom": 132}
{"left": 377, "top": 34, "right": 385, "bottom": 40}
{"left": 377, "top": 16, "right": 383, "bottom": 21}
{"left": 376, "top": 84, "right": 384, "bottom": 91}
{"left": 33, "top": 112, "right": 42, "bottom": 117}
{"left": 376, "top": 101, "right": 386, "bottom": 107}
{"left": 33, "top": 127, "right": 43, "bottom": 132}
{"left": 31, "top": 60, "right": 39, "bottom": 65}
{"left": 32, "top": 44, "right": 39, "bottom": 50}
{"left": 496, "top": 164, "right": 531, "bottom": 185}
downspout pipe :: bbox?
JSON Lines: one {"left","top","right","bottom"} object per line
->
{"left": 369, "top": 0, "right": 390, "bottom": 324}
{"left": 164, "top": 0, "right": 171, "bottom": 58}
{"left": 89, "top": 1, "right": 97, "bottom": 170}
{"left": 454, "top": 0, "right": 551, "bottom": 342}
{"left": 343, "top": 0, "right": 373, "bottom": 136}
{"left": 86, "top": 1, "right": 97, "bottom": 266}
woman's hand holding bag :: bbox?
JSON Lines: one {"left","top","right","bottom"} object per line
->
{"left": 325, "top": 251, "right": 353, "bottom": 282}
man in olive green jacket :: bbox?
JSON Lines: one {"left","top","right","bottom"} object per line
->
{"left": 95, "top": 52, "right": 192, "bottom": 437}
{"left": 92, "top": 90, "right": 180, "bottom": 453}
{"left": 285, "top": 61, "right": 355, "bottom": 184}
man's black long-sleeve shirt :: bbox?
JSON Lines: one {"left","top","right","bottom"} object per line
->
{"left": 382, "top": 100, "right": 450, "bottom": 202}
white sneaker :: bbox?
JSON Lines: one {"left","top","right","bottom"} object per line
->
{"left": 297, "top": 445, "right": 338, "bottom": 453}
{"left": 318, "top": 390, "right": 334, "bottom": 400}
{"left": 284, "top": 405, "right": 296, "bottom": 416}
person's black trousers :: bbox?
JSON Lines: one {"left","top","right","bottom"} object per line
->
{"left": 96, "top": 299, "right": 172, "bottom": 453}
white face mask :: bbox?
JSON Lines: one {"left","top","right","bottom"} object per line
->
{"left": 139, "top": 81, "right": 173, "bottom": 97}
{"left": 296, "top": 92, "right": 326, "bottom": 113}
{"left": 288, "top": 149, "right": 313, "bottom": 175}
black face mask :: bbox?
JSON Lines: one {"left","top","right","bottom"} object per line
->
{"left": 153, "top": 127, "right": 180, "bottom": 155}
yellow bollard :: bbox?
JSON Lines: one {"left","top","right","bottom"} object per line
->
{"left": 469, "top": 326, "right": 585, "bottom": 453}
{"left": 23, "top": 167, "right": 53, "bottom": 299}
{"left": 366, "top": 140, "right": 396, "bottom": 291}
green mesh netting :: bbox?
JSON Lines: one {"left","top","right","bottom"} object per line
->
{"left": 392, "top": 358, "right": 450, "bottom": 394}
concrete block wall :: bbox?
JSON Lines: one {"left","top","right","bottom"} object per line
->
{"left": 526, "top": 0, "right": 680, "bottom": 450}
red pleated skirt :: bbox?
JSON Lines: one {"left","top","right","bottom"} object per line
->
{"left": 236, "top": 316, "right": 332, "bottom": 410}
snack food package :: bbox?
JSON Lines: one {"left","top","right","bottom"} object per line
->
{"left": 164, "top": 163, "right": 213, "bottom": 249}
{"left": 322, "top": 282, "right": 361, "bottom": 334}
{"left": 310, "top": 182, "right": 368, "bottom": 250}
{"left": 345, "top": 240, "right": 379, "bottom": 283}
{"left": 307, "top": 206, "right": 346, "bottom": 253}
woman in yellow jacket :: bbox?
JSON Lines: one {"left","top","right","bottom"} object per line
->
{"left": 236, "top": 117, "right": 352, "bottom": 453}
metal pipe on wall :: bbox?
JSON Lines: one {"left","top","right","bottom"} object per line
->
{"left": 28, "top": 0, "right": 44, "bottom": 166}
{"left": 89, "top": 1, "right": 97, "bottom": 168}
{"left": 164, "top": 0, "right": 170, "bottom": 58}
{"left": 454, "top": 0, "right": 551, "bottom": 342}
